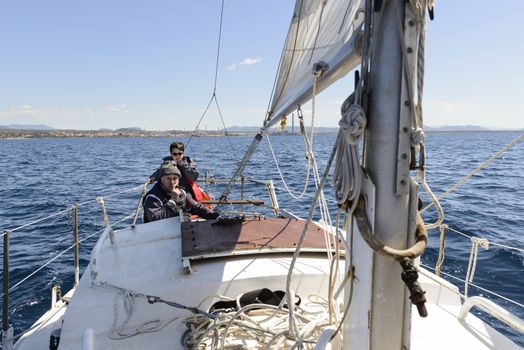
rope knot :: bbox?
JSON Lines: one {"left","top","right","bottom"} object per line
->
{"left": 96, "top": 196, "right": 111, "bottom": 227}
{"left": 471, "top": 237, "right": 489, "bottom": 250}
{"left": 339, "top": 104, "right": 366, "bottom": 145}
{"left": 411, "top": 127, "right": 425, "bottom": 146}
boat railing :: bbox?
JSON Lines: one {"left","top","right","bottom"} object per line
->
{"left": 200, "top": 175, "right": 281, "bottom": 215}
{"left": 423, "top": 223, "right": 524, "bottom": 336}
{"left": 458, "top": 296, "right": 524, "bottom": 334}
{"left": 1, "top": 176, "right": 284, "bottom": 348}
{"left": 1, "top": 183, "right": 145, "bottom": 349}
{"left": 3, "top": 177, "right": 523, "bottom": 346}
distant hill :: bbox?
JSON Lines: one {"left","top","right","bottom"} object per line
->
{"left": 0, "top": 124, "right": 55, "bottom": 130}
{"left": 424, "top": 125, "right": 491, "bottom": 132}
{"left": 227, "top": 125, "right": 500, "bottom": 133}
{"left": 1, "top": 123, "right": 509, "bottom": 134}
{"left": 225, "top": 126, "right": 260, "bottom": 133}
{"left": 115, "top": 127, "right": 143, "bottom": 132}
{"left": 226, "top": 125, "right": 339, "bottom": 134}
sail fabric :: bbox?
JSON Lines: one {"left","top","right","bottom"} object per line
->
{"left": 265, "top": 0, "right": 364, "bottom": 129}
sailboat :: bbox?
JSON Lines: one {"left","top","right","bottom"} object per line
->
{"left": 3, "top": 0, "right": 523, "bottom": 349}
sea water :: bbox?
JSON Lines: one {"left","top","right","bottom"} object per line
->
{"left": 0, "top": 132, "right": 523, "bottom": 346}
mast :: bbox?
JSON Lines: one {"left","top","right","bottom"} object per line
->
{"left": 345, "top": 1, "right": 420, "bottom": 349}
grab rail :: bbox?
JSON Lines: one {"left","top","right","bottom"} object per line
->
{"left": 458, "top": 296, "right": 524, "bottom": 334}
{"left": 201, "top": 177, "right": 281, "bottom": 214}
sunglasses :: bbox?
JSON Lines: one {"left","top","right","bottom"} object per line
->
{"left": 172, "top": 152, "right": 184, "bottom": 156}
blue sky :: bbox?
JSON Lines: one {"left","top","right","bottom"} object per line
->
{"left": 0, "top": 1, "right": 522, "bottom": 130}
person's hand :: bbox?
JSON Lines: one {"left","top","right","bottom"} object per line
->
{"left": 171, "top": 187, "right": 181, "bottom": 197}
{"left": 170, "top": 188, "right": 186, "bottom": 205}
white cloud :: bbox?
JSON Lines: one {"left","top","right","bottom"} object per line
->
{"left": 240, "top": 57, "right": 262, "bottom": 65}
{"left": 0, "top": 106, "right": 95, "bottom": 119}
{"left": 227, "top": 57, "right": 262, "bottom": 71}
{"left": 106, "top": 104, "right": 131, "bottom": 114}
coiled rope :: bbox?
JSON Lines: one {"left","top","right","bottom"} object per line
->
{"left": 183, "top": 295, "right": 333, "bottom": 349}
{"left": 333, "top": 104, "right": 366, "bottom": 206}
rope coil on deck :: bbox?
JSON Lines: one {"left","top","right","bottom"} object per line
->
{"left": 183, "top": 293, "right": 337, "bottom": 349}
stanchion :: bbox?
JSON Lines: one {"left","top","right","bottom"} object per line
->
{"left": 73, "top": 204, "right": 79, "bottom": 285}
{"left": 3, "top": 230, "right": 13, "bottom": 350}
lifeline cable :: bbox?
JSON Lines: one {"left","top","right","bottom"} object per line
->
{"left": 422, "top": 131, "right": 524, "bottom": 213}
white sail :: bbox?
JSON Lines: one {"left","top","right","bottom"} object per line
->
{"left": 265, "top": 0, "right": 365, "bottom": 129}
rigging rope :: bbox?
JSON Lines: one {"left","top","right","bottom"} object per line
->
{"left": 420, "top": 264, "right": 524, "bottom": 309}
{"left": 109, "top": 290, "right": 179, "bottom": 340}
{"left": 418, "top": 161, "right": 444, "bottom": 229}
{"left": 212, "top": 0, "right": 225, "bottom": 95}
{"left": 465, "top": 237, "right": 489, "bottom": 297}
{"left": 185, "top": 0, "right": 237, "bottom": 157}
{"left": 218, "top": 132, "right": 264, "bottom": 201}
{"left": 435, "top": 223, "right": 447, "bottom": 276}
{"left": 329, "top": 211, "right": 355, "bottom": 341}
{"left": 332, "top": 0, "right": 372, "bottom": 210}
{"left": 445, "top": 225, "right": 524, "bottom": 253}
{"left": 284, "top": 137, "right": 340, "bottom": 333}
{"left": 422, "top": 131, "right": 524, "bottom": 213}
{"left": 299, "top": 73, "right": 338, "bottom": 268}
{"left": 265, "top": 133, "right": 312, "bottom": 200}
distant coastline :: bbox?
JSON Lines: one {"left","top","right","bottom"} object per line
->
{"left": 0, "top": 128, "right": 270, "bottom": 139}
{"left": 0, "top": 125, "right": 521, "bottom": 139}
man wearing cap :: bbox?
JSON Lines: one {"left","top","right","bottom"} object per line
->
{"left": 143, "top": 161, "right": 219, "bottom": 223}
{"left": 149, "top": 141, "right": 199, "bottom": 197}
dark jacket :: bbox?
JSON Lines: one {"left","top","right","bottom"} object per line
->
{"left": 143, "top": 181, "right": 218, "bottom": 223}
{"left": 149, "top": 156, "right": 199, "bottom": 197}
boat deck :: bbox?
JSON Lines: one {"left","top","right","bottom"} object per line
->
{"left": 14, "top": 217, "right": 522, "bottom": 349}
{"left": 16, "top": 217, "right": 338, "bottom": 350}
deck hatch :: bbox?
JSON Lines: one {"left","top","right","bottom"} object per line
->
{"left": 181, "top": 217, "right": 332, "bottom": 258}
